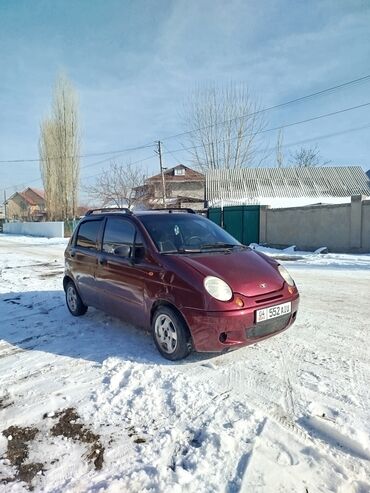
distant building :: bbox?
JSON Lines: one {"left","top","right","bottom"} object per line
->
{"left": 4, "top": 188, "right": 46, "bottom": 221}
{"left": 206, "top": 166, "right": 370, "bottom": 208}
{"left": 135, "top": 164, "right": 205, "bottom": 210}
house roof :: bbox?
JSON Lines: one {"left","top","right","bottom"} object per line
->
{"left": 147, "top": 164, "right": 204, "bottom": 182}
{"left": 206, "top": 166, "right": 370, "bottom": 205}
{"left": 5, "top": 188, "right": 45, "bottom": 206}
{"left": 19, "top": 192, "right": 37, "bottom": 205}
{"left": 5, "top": 191, "right": 34, "bottom": 205}
{"left": 26, "top": 188, "right": 45, "bottom": 199}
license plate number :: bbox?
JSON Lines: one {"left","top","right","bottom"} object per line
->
{"left": 256, "top": 302, "right": 291, "bottom": 323}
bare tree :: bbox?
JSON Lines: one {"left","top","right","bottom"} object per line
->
{"left": 289, "top": 145, "right": 329, "bottom": 167}
{"left": 182, "top": 83, "right": 267, "bottom": 171}
{"left": 86, "top": 162, "right": 146, "bottom": 208}
{"left": 39, "top": 73, "right": 80, "bottom": 220}
{"left": 275, "top": 129, "right": 284, "bottom": 167}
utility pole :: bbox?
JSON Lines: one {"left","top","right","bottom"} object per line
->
{"left": 156, "top": 141, "right": 166, "bottom": 208}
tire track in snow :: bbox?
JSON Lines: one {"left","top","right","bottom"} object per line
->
{"left": 347, "top": 320, "right": 369, "bottom": 413}
{"left": 203, "top": 361, "right": 370, "bottom": 482}
{"left": 201, "top": 359, "right": 313, "bottom": 443}
{"left": 226, "top": 417, "right": 267, "bottom": 493}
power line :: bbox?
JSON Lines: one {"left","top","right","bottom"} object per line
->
{"left": 272, "top": 123, "right": 370, "bottom": 152}
{"left": 1, "top": 74, "right": 370, "bottom": 165}
{"left": 82, "top": 154, "right": 155, "bottom": 182}
{"left": 214, "top": 123, "right": 370, "bottom": 163}
{"left": 3, "top": 101, "right": 370, "bottom": 191}
{"left": 160, "top": 74, "right": 370, "bottom": 141}
{"left": 2, "top": 152, "right": 155, "bottom": 192}
{"left": 2, "top": 75, "right": 370, "bottom": 191}
{"left": 162, "top": 122, "right": 370, "bottom": 163}
{"left": 0, "top": 143, "right": 154, "bottom": 165}
{"left": 160, "top": 142, "right": 182, "bottom": 164}
{"left": 160, "top": 101, "right": 370, "bottom": 157}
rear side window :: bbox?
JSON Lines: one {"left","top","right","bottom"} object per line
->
{"left": 76, "top": 220, "right": 102, "bottom": 250}
{"left": 102, "top": 218, "right": 136, "bottom": 254}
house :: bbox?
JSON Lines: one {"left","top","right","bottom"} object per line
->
{"left": 135, "top": 164, "right": 205, "bottom": 210}
{"left": 4, "top": 188, "right": 46, "bottom": 221}
{"left": 206, "top": 166, "right": 370, "bottom": 208}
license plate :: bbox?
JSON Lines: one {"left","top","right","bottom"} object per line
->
{"left": 256, "top": 302, "right": 291, "bottom": 323}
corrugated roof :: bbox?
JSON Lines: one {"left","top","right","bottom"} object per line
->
{"left": 206, "top": 166, "right": 370, "bottom": 204}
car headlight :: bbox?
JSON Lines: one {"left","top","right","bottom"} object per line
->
{"left": 204, "top": 276, "right": 233, "bottom": 301}
{"left": 278, "top": 265, "right": 295, "bottom": 287}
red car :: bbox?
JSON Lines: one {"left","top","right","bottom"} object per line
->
{"left": 64, "top": 208, "right": 299, "bottom": 360}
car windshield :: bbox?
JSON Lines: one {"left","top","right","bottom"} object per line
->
{"left": 139, "top": 213, "right": 244, "bottom": 253}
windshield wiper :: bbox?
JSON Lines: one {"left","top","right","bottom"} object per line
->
{"left": 161, "top": 243, "right": 248, "bottom": 254}
{"left": 200, "top": 242, "right": 241, "bottom": 250}
{"left": 162, "top": 248, "right": 202, "bottom": 254}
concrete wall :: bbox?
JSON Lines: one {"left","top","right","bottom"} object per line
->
{"left": 154, "top": 181, "right": 205, "bottom": 199}
{"left": 260, "top": 196, "right": 370, "bottom": 253}
{"left": 362, "top": 199, "right": 370, "bottom": 251}
{"left": 3, "top": 221, "right": 64, "bottom": 238}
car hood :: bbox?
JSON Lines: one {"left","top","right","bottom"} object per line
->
{"left": 179, "top": 249, "right": 284, "bottom": 297}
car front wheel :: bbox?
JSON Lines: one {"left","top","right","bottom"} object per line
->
{"left": 65, "top": 280, "right": 88, "bottom": 316}
{"left": 152, "top": 306, "right": 191, "bottom": 361}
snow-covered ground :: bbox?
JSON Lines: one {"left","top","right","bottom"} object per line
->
{"left": 0, "top": 234, "right": 369, "bottom": 492}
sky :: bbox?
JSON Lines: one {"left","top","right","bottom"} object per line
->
{"left": 0, "top": 0, "right": 370, "bottom": 203}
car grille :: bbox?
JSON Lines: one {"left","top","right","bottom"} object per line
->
{"left": 254, "top": 293, "right": 283, "bottom": 304}
{"left": 247, "top": 314, "right": 291, "bottom": 339}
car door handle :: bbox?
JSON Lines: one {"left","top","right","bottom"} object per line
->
{"left": 70, "top": 251, "right": 76, "bottom": 258}
{"left": 98, "top": 258, "right": 107, "bottom": 266}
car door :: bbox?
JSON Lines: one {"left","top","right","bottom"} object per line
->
{"left": 95, "top": 216, "right": 147, "bottom": 326}
{"left": 71, "top": 218, "right": 104, "bottom": 307}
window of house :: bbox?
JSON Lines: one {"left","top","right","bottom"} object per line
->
{"left": 76, "top": 220, "right": 102, "bottom": 250}
{"left": 174, "top": 168, "right": 185, "bottom": 176}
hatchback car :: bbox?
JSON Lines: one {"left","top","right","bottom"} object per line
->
{"left": 64, "top": 208, "right": 299, "bottom": 360}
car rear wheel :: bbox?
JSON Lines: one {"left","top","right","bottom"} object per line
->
{"left": 152, "top": 306, "right": 191, "bottom": 361}
{"left": 66, "top": 280, "right": 88, "bottom": 316}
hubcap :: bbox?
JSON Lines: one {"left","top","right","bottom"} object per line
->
{"left": 155, "top": 314, "right": 178, "bottom": 354}
{"left": 67, "top": 285, "right": 78, "bottom": 312}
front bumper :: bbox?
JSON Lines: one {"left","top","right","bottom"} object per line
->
{"left": 182, "top": 293, "right": 300, "bottom": 352}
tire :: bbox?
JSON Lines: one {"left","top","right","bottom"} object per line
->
{"left": 65, "top": 280, "right": 88, "bottom": 316}
{"left": 152, "top": 306, "right": 192, "bottom": 361}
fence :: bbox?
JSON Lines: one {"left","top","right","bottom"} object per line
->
{"left": 3, "top": 221, "right": 64, "bottom": 238}
{"left": 259, "top": 195, "right": 370, "bottom": 253}
{"left": 208, "top": 205, "right": 260, "bottom": 244}
{"left": 64, "top": 219, "right": 79, "bottom": 237}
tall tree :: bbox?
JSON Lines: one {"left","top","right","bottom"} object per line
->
{"left": 39, "top": 74, "right": 80, "bottom": 220}
{"left": 182, "top": 83, "right": 267, "bottom": 171}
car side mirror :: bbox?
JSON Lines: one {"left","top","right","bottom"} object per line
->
{"left": 113, "top": 245, "right": 131, "bottom": 258}
{"left": 134, "top": 245, "right": 145, "bottom": 260}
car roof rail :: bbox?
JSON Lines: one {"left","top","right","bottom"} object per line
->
{"left": 149, "top": 208, "right": 196, "bottom": 214}
{"left": 85, "top": 207, "right": 133, "bottom": 216}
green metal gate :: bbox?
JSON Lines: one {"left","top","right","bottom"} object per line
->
{"left": 207, "top": 205, "right": 260, "bottom": 245}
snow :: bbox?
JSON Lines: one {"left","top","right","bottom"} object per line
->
{"left": 249, "top": 243, "right": 370, "bottom": 270}
{"left": 209, "top": 196, "right": 355, "bottom": 209}
{"left": 0, "top": 234, "right": 369, "bottom": 492}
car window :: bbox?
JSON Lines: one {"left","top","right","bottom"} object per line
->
{"left": 76, "top": 220, "right": 102, "bottom": 250}
{"left": 102, "top": 217, "right": 136, "bottom": 255}
{"left": 140, "top": 214, "right": 240, "bottom": 252}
